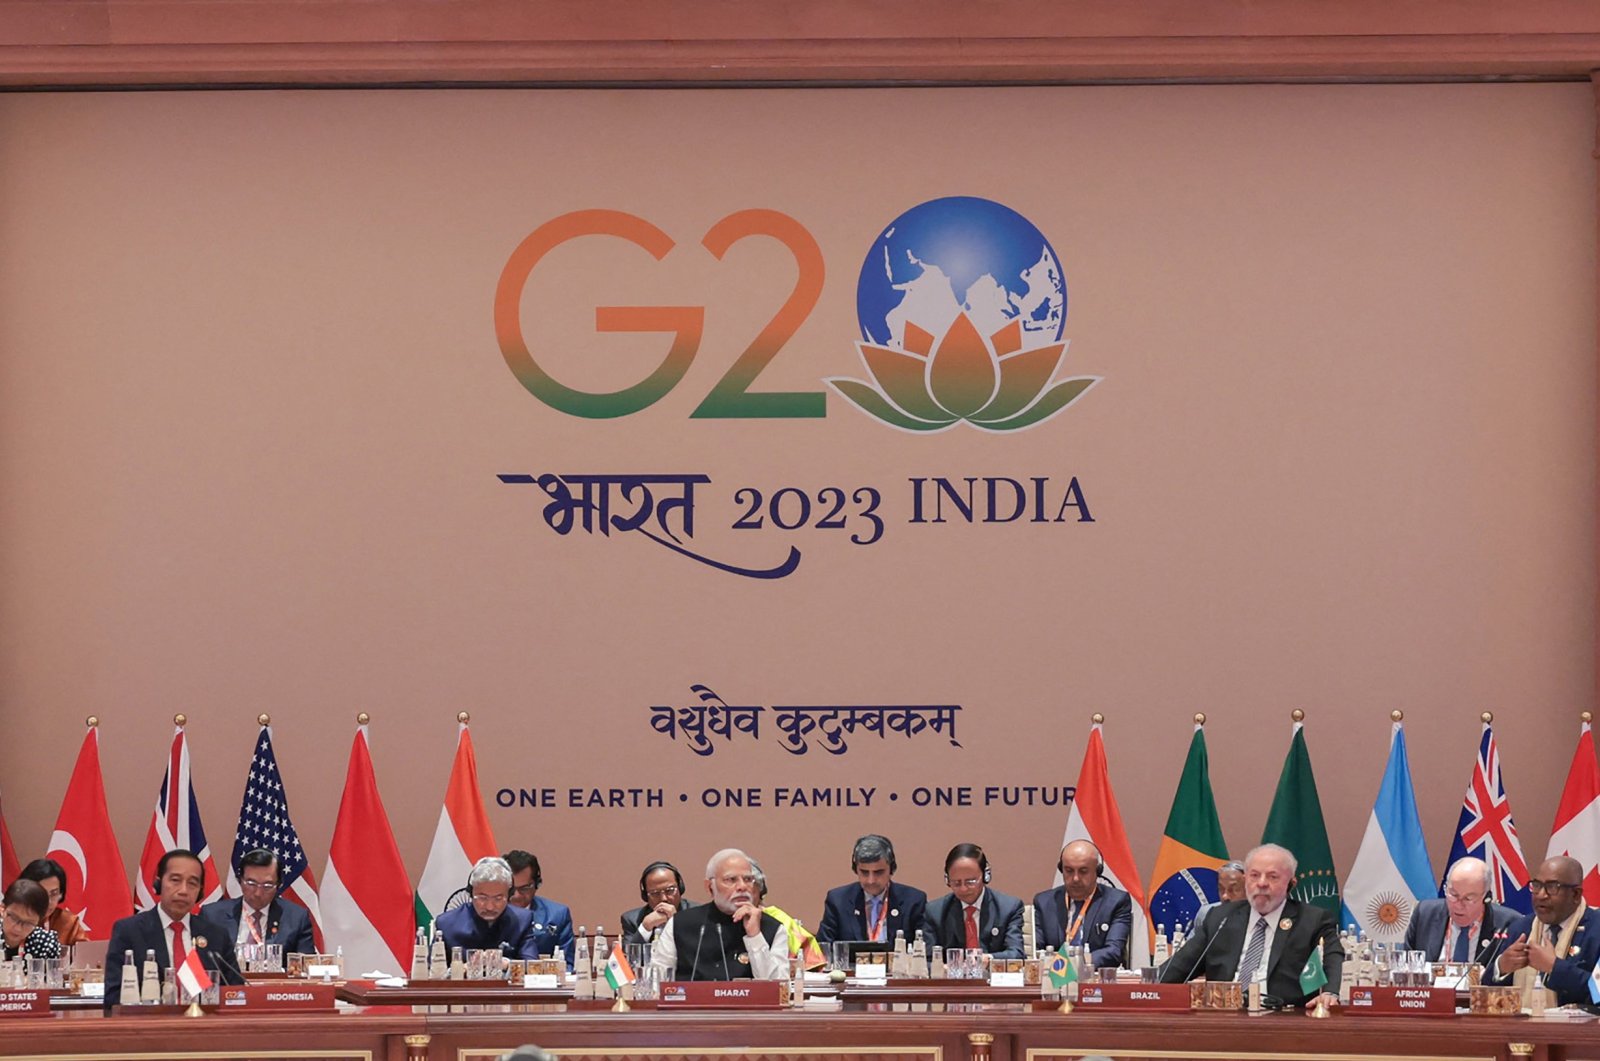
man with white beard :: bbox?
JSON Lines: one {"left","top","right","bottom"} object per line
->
{"left": 650, "top": 848, "right": 789, "bottom": 981}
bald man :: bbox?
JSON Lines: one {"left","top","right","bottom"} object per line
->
{"left": 1403, "top": 857, "right": 1516, "bottom": 964}
{"left": 1487, "top": 855, "right": 1600, "bottom": 1006}
{"left": 1032, "top": 840, "right": 1132, "bottom": 968}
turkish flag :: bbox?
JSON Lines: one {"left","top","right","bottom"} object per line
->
{"left": 0, "top": 786, "right": 20, "bottom": 887}
{"left": 46, "top": 727, "right": 133, "bottom": 940}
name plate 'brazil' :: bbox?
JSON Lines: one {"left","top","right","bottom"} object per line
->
{"left": 1074, "top": 984, "right": 1191, "bottom": 1011}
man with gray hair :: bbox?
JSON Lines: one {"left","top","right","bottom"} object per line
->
{"left": 818, "top": 834, "right": 927, "bottom": 944}
{"left": 433, "top": 856, "right": 541, "bottom": 960}
{"left": 1187, "top": 860, "right": 1245, "bottom": 935}
{"left": 1160, "top": 843, "right": 1343, "bottom": 1008}
{"left": 649, "top": 848, "right": 789, "bottom": 980}
{"left": 1403, "top": 856, "right": 1516, "bottom": 963}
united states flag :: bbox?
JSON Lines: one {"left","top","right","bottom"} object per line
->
{"left": 227, "top": 726, "right": 324, "bottom": 948}
{"left": 1444, "top": 723, "right": 1532, "bottom": 914}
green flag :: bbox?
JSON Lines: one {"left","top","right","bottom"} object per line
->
{"left": 1046, "top": 943, "right": 1079, "bottom": 988}
{"left": 1298, "top": 944, "right": 1327, "bottom": 995}
{"left": 1261, "top": 721, "right": 1340, "bottom": 914}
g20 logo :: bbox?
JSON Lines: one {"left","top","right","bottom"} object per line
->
{"left": 494, "top": 196, "right": 1097, "bottom": 432}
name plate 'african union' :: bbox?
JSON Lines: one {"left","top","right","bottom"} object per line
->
{"left": 1074, "top": 983, "right": 1191, "bottom": 1011}
{"left": 1346, "top": 986, "right": 1456, "bottom": 1015}
{"left": 659, "top": 980, "right": 784, "bottom": 1009}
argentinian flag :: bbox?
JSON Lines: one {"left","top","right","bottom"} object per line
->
{"left": 1341, "top": 722, "right": 1436, "bottom": 940}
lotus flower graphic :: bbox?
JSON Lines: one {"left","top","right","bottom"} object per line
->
{"left": 829, "top": 195, "right": 1099, "bottom": 433}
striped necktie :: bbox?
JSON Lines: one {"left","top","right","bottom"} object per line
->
{"left": 1236, "top": 917, "right": 1267, "bottom": 985}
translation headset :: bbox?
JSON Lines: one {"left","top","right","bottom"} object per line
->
{"left": 638, "top": 861, "right": 687, "bottom": 903}
{"left": 944, "top": 844, "right": 993, "bottom": 885}
{"left": 851, "top": 835, "right": 897, "bottom": 874}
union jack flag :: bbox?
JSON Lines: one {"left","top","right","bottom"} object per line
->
{"left": 136, "top": 726, "right": 225, "bottom": 910}
{"left": 226, "top": 725, "right": 323, "bottom": 948}
{"left": 1444, "top": 723, "right": 1531, "bottom": 914}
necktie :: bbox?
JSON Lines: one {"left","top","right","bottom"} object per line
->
{"left": 964, "top": 904, "right": 980, "bottom": 949}
{"left": 868, "top": 896, "right": 882, "bottom": 942}
{"left": 170, "top": 920, "right": 188, "bottom": 969}
{"left": 252, "top": 911, "right": 265, "bottom": 943}
{"left": 1451, "top": 924, "right": 1470, "bottom": 962}
{"left": 1236, "top": 917, "right": 1267, "bottom": 985}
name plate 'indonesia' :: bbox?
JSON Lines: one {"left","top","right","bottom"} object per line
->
{"left": 659, "top": 981, "right": 783, "bottom": 1009}
{"left": 0, "top": 990, "right": 49, "bottom": 1017}
{"left": 1346, "top": 986, "right": 1456, "bottom": 1015}
{"left": 219, "top": 983, "right": 338, "bottom": 1012}
{"left": 1075, "top": 984, "right": 1191, "bottom": 1011}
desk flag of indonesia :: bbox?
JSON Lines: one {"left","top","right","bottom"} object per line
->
{"left": 176, "top": 947, "right": 212, "bottom": 1000}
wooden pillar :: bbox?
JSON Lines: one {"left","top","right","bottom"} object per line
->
{"left": 405, "top": 1033, "right": 431, "bottom": 1061}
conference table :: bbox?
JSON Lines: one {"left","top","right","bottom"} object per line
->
{"left": 2, "top": 982, "right": 1597, "bottom": 1061}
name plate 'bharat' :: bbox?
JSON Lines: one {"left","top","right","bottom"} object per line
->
{"left": 659, "top": 981, "right": 783, "bottom": 1009}
{"left": 219, "top": 983, "right": 338, "bottom": 1012}
{"left": 1345, "top": 986, "right": 1456, "bottom": 1015}
{"left": 1075, "top": 984, "right": 1192, "bottom": 1011}
{"left": 0, "top": 990, "right": 49, "bottom": 1017}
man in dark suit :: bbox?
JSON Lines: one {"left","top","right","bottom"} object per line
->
{"left": 1160, "top": 843, "right": 1343, "bottom": 1008}
{"left": 1486, "top": 855, "right": 1600, "bottom": 1006}
{"left": 620, "top": 861, "right": 697, "bottom": 944}
{"left": 434, "top": 856, "right": 541, "bottom": 959}
{"left": 104, "top": 849, "right": 244, "bottom": 1011}
{"left": 1033, "top": 839, "right": 1132, "bottom": 968}
{"left": 1403, "top": 856, "right": 1516, "bottom": 964}
{"left": 817, "top": 835, "right": 928, "bottom": 945}
{"left": 211, "top": 848, "right": 316, "bottom": 957}
{"left": 920, "top": 842, "right": 1025, "bottom": 958}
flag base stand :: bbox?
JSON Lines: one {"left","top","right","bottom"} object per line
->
{"left": 1056, "top": 998, "right": 1073, "bottom": 1015}
{"left": 611, "top": 997, "right": 631, "bottom": 1013}
{"left": 184, "top": 1000, "right": 205, "bottom": 1018}
{"left": 1310, "top": 997, "right": 1330, "bottom": 1019}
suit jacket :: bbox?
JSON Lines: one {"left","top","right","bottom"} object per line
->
{"left": 212, "top": 896, "right": 317, "bottom": 955}
{"left": 524, "top": 895, "right": 576, "bottom": 970}
{"left": 1032, "top": 883, "right": 1133, "bottom": 968}
{"left": 1402, "top": 898, "right": 1517, "bottom": 964}
{"left": 817, "top": 881, "right": 928, "bottom": 944}
{"left": 1159, "top": 898, "right": 1344, "bottom": 1006}
{"left": 104, "top": 908, "right": 244, "bottom": 1012}
{"left": 621, "top": 898, "right": 697, "bottom": 943}
{"left": 1484, "top": 908, "right": 1600, "bottom": 1006}
{"left": 435, "top": 901, "right": 540, "bottom": 960}
{"left": 921, "top": 889, "right": 1025, "bottom": 959}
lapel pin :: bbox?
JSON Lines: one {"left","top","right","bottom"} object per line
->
{"left": 195, "top": 936, "right": 209, "bottom": 949}
{"left": 990, "top": 927, "right": 998, "bottom": 936}
{"left": 891, "top": 909, "right": 899, "bottom": 917}
{"left": 1279, "top": 918, "right": 1292, "bottom": 931}
{"left": 1570, "top": 945, "right": 1581, "bottom": 956}
{"left": 854, "top": 910, "right": 862, "bottom": 917}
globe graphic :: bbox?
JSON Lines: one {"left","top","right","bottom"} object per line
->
{"left": 856, "top": 196, "right": 1066, "bottom": 352}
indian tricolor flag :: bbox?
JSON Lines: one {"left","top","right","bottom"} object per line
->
{"left": 320, "top": 723, "right": 414, "bottom": 976}
{"left": 604, "top": 941, "right": 636, "bottom": 991}
{"left": 415, "top": 720, "right": 499, "bottom": 935}
{"left": 1058, "top": 719, "right": 1152, "bottom": 966}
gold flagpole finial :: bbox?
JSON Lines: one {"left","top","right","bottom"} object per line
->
{"left": 1194, "top": 713, "right": 1206, "bottom": 725}
{"left": 357, "top": 712, "right": 371, "bottom": 725}
{"left": 1390, "top": 710, "right": 1403, "bottom": 722}
{"left": 1291, "top": 709, "right": 1305, "bottom": 722}
{"left": 1091, "top": 713, "right": 1104, "bottom": 725}
{"left": 1583, "top": 711, "right": 1593, "bottom": 724}
{"left": 85, "top": 716, "right": 99, "bottom": 728}
{"left": 174, "top": 713, "right": 187, "bottom": 727}
{"left": 1481, "top": 711, "right": 1494, "bottom": 724}
{"left": 457, "top": 711, "right": 470, "bottom": 724}
{"left": 258, "top": 713, "right": 271, "bottom": 726}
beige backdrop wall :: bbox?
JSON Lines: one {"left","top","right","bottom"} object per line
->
{"left": 0, "top": 83, "right": 1594, "bottom": 930}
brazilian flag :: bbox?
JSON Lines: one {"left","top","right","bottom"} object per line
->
{"left": 1147, "top": 725, "right": 1230, "bottom": 933}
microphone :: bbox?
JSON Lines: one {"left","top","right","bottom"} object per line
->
{"left": 716, "top": 923, "right": 729, "bottom": 980}
{"left": 1473, "top": 930, "right": 1512, "bottom": 984}
{"left": 1159, "top": 908, "right": 1234, "bottom": 982}
{"left": 198, "top": 938, "right": 247, "bottom": 986}
{"left": 690, "top": 926, "right": 707, "bottom": 982}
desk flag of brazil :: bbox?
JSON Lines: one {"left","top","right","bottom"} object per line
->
{"left": 1147, "top": 722, "right": 1229, "bottom": 934}
{"left": 1262, "top": 719, "right": 1340, "bottom": 914}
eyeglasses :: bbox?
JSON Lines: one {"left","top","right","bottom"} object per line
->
{"left": 3, "top": 910, "right": 40, "bottom": 933}
{"left": 646, "top": 885, "right": 681, "bottom": 900}
{"left": 948, "top": 879, "right": 983, "bottom": 889}
{"left": 241, "top": 879, "right": 279, "bottom": 891}
{"left": 471, "top": 892, "right": 510, "bottom": 906}
{"left": 1528, "top": 880, "right": 1579, "bottom": 894}
{"left": 1444, "top": 888, "right": 1485, "bottom": 904}
{"left": 509, "top": 883, "right": 537, "bottom": 897}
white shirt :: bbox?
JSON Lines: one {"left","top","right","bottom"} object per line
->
{"left": 1234, "top": 901, "right": 1286, "bottom": 986}
{"left": 1440, "top": 919, "right": 1482, "bottom": 962}
{"left": 235, "top": 901, "right": 272, "bottom": 949}
{"left": 155, "top": 907, "right": 195, "bottom": 968}
{"left": 649, "top": 912, "right": 790, "bottom": 981}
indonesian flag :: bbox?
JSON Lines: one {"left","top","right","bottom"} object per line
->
{"left": 604, "top": 941, "right": 636, "bottom": 991}
{"left": 414, "top": 721, "right": 498, "bottom": 935}
{"left": 137, "top": 726, "right": 224, "bottom": 911}
{"left": 0, "top": 785, "right": 19, "bottom": 887}
{"left": 1549, "top": 720, "right": 1600, "bottom": 906}
{"left": 1058, "top": 721, "right": 1152, "bottom": 966}
{"left": 46, "top": 725, "right": 133, "bottom": 940}
{"left": 175, "top": 947, "right": 213, "bottom": 1000}
{"left": 320, "top": 724, "right": 414, "bottom": 975}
